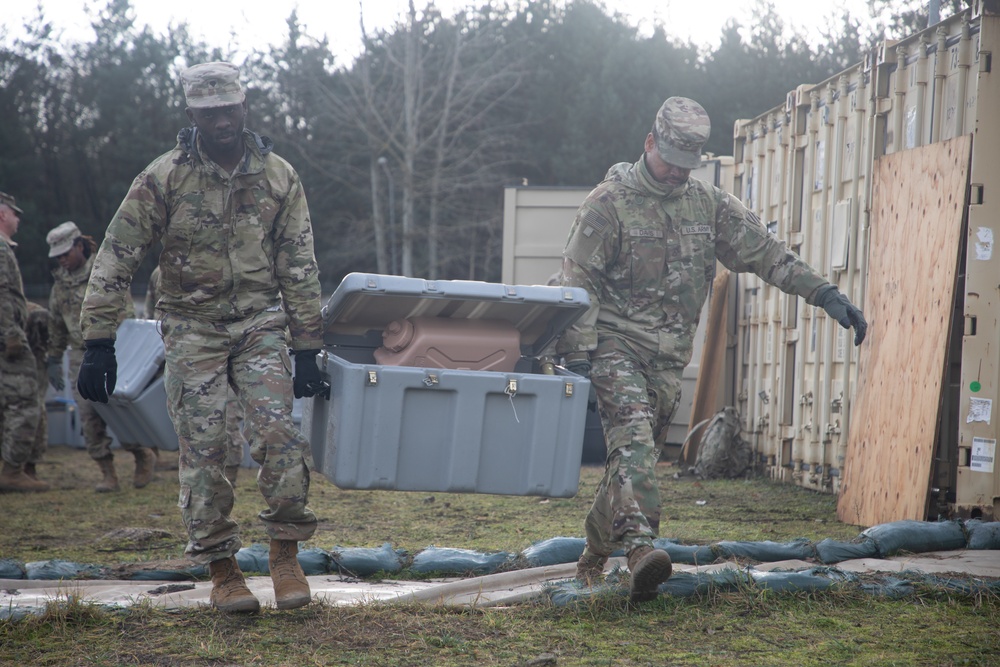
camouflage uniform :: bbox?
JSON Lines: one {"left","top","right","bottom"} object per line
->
{"left": 25, "top": 302, "right": 50, "bottom": 465}
{"left": 49, "top": 254, "right": 137, "bottom": 460}
{"left": 558, "top": 100, "right": 830, "bottom": 563}
{"left": 81, "top": 125, "right": 323, "bottom": 564}
{"left": 145, "top": 265, "right": 246, "bottom": 477}
{"left": 0, "top": 233, "right": 40, "bottom": 469}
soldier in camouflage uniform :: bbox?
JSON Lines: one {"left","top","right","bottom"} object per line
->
{"left": 46, "top": 221, "right": 156, "bottom": 492}
{"left": 145, "top": 265, "right": 245, "bottom": 485}
{"left": 558, "top": 97, "right": 867, "bottom": 603}
{"left": 77, "top": 62, "right": 329, "bottom": 614}
{"left": 0, "top": 191, "right": 49, "bottom": 492}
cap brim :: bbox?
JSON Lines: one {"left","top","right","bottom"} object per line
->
{"left": 656, "top": 141, "right": 702, "bottom": 169}
{"left": 48, "top": 240, "right": 75, "bottom": 257}
{"left": 186, "top": 92, "right": 246, "bottom": 109}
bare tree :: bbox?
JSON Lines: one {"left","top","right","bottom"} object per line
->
{"left": 303, "top": 0, "right": 532, "bottom": 279}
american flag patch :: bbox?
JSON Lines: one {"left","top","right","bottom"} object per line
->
{"left": 583, "top": 210, "right": 610, "bottom": 236}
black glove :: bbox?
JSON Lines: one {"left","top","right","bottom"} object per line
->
{"left": 47, "top": 356, "right": 65, "bottom": 391}
{"left": 564, "top": 355, "right": 598, "bottom": 411}
{"left": 817, "top": 287, "right": 868, "bottom": 346}
{"left": 77, "top": 338, "right": 117, "bottom": 403}
{"left": 293, "top": 349, "right": 330, "bottom": 399}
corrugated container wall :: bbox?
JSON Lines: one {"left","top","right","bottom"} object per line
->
{"left": 731, "top": 0, "right": 1000, "bottom": 523}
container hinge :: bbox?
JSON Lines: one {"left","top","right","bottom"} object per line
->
{"left": 423, "top": 373, "right": 439, "bottom": 387}
{"left": 564, "top": 381, "right": 574, "bottom": 398}
{"left": 366, "top": 370, "right": 378, "bottom": 386}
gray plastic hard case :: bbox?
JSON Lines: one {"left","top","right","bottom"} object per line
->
{"left": 302, "top": 273, "right": 592, "bottom": 497}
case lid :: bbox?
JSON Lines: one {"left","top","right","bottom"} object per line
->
{"left": 112, "top": 318, "right": 165, "bottom": 400}
{"left": 321, "top": 273, "right": 590, "bottom": 357}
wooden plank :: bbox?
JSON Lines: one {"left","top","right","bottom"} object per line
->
{"left": 680, "top": 269, "right": 731, "bottom": 464}
{"left": 838, "top": 135, "right": 971, "bottom": 526}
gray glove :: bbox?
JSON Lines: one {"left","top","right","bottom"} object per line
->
{"left": 564, "top": 355, "right": 598, "bottom": 411}
{"left": 47, "top": 356, "right": 64, "bottom": 391}
{"left": 816, "top": 286, "right": 868, "bottom": 346}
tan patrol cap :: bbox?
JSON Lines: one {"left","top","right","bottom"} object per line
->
{"left": 181, "top": 61, "right": 246, "bottom": 109}
{"left": 653, "top": 97, "right": 711, "bottom": 169}
{"left": 0, "top": 191, "right": 23, "bottom": 214}
{"left": 46, "top": 221, "right": 82, "bottom": 257}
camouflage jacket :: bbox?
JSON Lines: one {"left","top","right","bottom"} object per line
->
{"left": 49, "top": 255, "right": 133, "bottom": 356}
{"left": 81, "top": 128, "right": 323, "bottom": 350}
{"left": 0, "top": 235, "right": 29, "bottom": 351}
{"left": 557, "top": 155, "right": 829, "bottom": 368}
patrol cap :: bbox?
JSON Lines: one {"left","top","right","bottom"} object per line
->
{"left": 46, "top": 221, "right": 82, "bottom": 258}
{"left": 181, "top": 61, "right": 245, "bottom": 109}
{"left": 0, "top": 191, "right": 23, "bottom": 214}
{"left": 653, "top": 97, "right": 711, "bottom": 169}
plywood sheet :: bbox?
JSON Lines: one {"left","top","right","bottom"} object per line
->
{"left": 681, "top": 269, "right": 731, "bottom": 464}
{"left": 838, "top": 135, "right": 971, "bottom": 526}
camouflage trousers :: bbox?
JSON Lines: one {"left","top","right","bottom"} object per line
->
{"left": 224, "top": 388, "right": 246, "bottom": 468}
{"left": 67, "top": 349, "right": 139, "bottom": 459}
{"left": 29, "top": 355, "right": 48, "bottom": 463}
{"left": 161, "top": 309, "right": 316, "bottom": 564}
{"left": 580, "top": 337, "right": 681, "bottom": 559}
{"left": 0, "top": 349, "right": 41, "bottom": 467}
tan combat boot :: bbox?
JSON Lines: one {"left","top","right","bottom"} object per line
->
{"left": 208, "top": 556, "right": 260, "bottom": 614}
{"left": 627, "top": 545, "right": 672, "bottom": 604}
{"left": 0, "top": 462, "right": 50, "bottom": 492}
{"left": 94, "top": 456, "right": 119, "bottom": 493}
{"left": 269, "top": 539, "right": 311, "bottom": 610}
{"left": 131, "top": 447, "right": 157, "bottom": 488}
{"left": 574, "top": 550, "right": 608, "bottom": 585}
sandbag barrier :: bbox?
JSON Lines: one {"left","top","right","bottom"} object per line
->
{"left": 1, "top": 518, "right": 998, "bottom": 583}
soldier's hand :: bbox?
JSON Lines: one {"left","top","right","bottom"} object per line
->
{"left": 3, "top": 333, "right": 26, "bottom": 361}
{"left": 47, "top": 356, "right": 65, "bottom": 391}
{"left": 817, "top": 287, "right": 868, "bottom": 346}
{"left": 293, "top": 349, "right": 330, "bottom": 399}
{"left": 77, "top": 338, "right": 117, "bottom": 403}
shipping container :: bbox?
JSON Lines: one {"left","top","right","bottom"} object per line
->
{"left": 728, "top": 0, "right": 1000, "bottom": 524}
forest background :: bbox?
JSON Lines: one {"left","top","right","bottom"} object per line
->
{"left": 0, "top": 0, "right": 965, "bottom": 295}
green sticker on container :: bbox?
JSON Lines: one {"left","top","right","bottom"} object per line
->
{"left": 971, "top": 381, "right": 982, "bottom": 393}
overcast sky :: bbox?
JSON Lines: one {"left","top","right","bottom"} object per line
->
{"left": 2, "top": 0, "right": 874, "bottom": 64}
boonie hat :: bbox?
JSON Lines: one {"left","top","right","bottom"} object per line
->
{"left": 181, "top": 61, "right": 245, "bottom": 109}
{"left": 654, "top": 97, "right": 711, "bottom": 169}
{"left": 46, "top": 221, "right": 82, "bottom": 258}
{"left": 0, "top": 191, "right": 23, "bottom": 214}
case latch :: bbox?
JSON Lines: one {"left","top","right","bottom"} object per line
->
{"left": 423, "top": 373, "right": 440, "bottom": 387}
{"left": 565, "top": 382, "right": 574, "bottom": 398}
{"left": 366, "top": 370, "right": 378, "bottom": 386}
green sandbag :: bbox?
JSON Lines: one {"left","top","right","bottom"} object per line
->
{"left": 861, "top": 520, "right": 966, "bottom": 557}
{"left": 410, "top": 546, "right": 513, "bottom": 575}
{"left": 713, "top": 539, "right": 815, "bottom": 562}
{"left": 520, "top": 537, "right": 585, "bottom": 567}
{"left": 0, "top": 558, "right": 26, "bottom": 579}
{"left": 964, "top": 519, "right": 1000, "bottom": 550}
{"left": 25, "top": 560, "right": 108, "bottom": 580}
{"left": 331, "top": 543, "right": 405, "bottom": 577}
{"left": 814, "top": 538, "right": 878, "bottom": 564}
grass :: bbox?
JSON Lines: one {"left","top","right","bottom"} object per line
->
{"left": 1, "top": 446, "right": 998, "bottom": 666}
